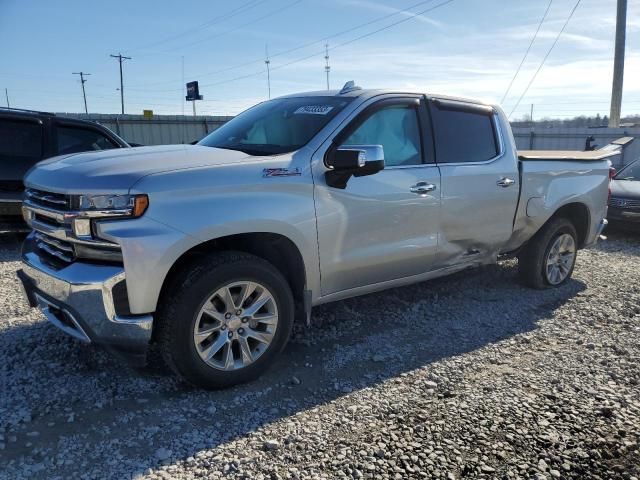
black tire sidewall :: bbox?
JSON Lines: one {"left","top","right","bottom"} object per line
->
{"left": 164, "top": 256, "right": 293, "bottom": 389}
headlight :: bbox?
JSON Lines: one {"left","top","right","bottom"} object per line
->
{"left": 77, "top": 194, "right": 149, "bottom": 218}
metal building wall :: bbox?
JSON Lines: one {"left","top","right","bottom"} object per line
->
{"left": 512, "top": 127, "right": 640, "bottom": 168}
{"left": 56, "top": 113, "right": 233, "bottom": 146}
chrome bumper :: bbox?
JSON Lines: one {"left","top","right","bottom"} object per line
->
{"left": 18, "top": 235, "right": 153, "bottom": 362}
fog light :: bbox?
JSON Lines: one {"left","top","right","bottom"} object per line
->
{"left": 22, "top": 206, "right": 33, "bottom": 223}
{"left": 73, "top": 218, "right": 92, "bottom": 237}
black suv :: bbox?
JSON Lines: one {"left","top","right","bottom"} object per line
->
{"left": 0, "top": 108, "right": 129, "bottom": 231}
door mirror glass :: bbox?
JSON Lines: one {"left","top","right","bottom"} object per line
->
{"left": 326, "top": 145, "right": 385, "bottom": 188}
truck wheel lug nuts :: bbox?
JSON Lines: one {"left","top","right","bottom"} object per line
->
{"left": 225, "top": 313, "right": 232, "bottom": 319}
{"left": 238, "top": 328, "right": 244, "bottom": 334}
{"left": 228, "top": 332, "right": 233, "bottom": 338}
{"left": 235, "top": 309, "right": 242, "bottom": 315}
{"left": 241, "top": 317, "right": 249, "bottom": 323}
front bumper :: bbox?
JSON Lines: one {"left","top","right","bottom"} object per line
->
{"left": 18, "top": 235, "right": 153, "bottom": 364}
{"left": 607, "top": 207, "right": 640, "bottom": 224}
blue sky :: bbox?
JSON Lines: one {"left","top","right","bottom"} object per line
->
{"left": 1, "top": 0, "right": 639, "bottom": 119}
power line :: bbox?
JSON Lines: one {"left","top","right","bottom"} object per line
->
{"left": 500, "top": 0, "right": 553, "bottom": 104}
{"left": 127, "top": 0, "right": 441, "bottom": 90}
{"left": 125, "top": 0, "right": 267, "bottom": 53}
{"left": 160, "top": 0, "right": 304, "bottom": 53}
{"left": 197, "top": 0, "right": 454, "bottom": 90}
{"left": 508, "top": 0, "right": 582, "bottom": 119}
{"left": 72, "top": 71, "right": 91, "bottom": 114}
{"left": 110, "top": 53, "right": 132, "bottom": 114}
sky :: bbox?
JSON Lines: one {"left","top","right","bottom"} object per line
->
{"left": 1, "top": 0, "right": 639, "bottom": 120}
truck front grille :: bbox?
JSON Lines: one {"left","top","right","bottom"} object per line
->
{"left": 609, "top": 196, "right": 640, "bottom": 209}
{"left": 25, "top": 189, "right": 72, "bottom": 211}
{"left": 34, "top": 231, "right": 76, "bottom": 264}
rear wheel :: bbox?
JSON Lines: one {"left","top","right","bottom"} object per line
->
{"left": 518, "top": 217, "right": 578, "bottom": 289}
{"left": 156, "top": 251, "right": 294, "bottom": 389}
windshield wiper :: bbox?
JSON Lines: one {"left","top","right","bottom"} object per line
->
{"left": 617, "top": 176, "right": 636, "bottom": 181}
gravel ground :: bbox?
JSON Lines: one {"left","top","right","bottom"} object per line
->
{"left": 1, "top": 231, "right": 639, "bottom": 480}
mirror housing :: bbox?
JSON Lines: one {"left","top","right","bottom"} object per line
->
{"left": 325, "top": 145, "right": 385, "bottom": 188}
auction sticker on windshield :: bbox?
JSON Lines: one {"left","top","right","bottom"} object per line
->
{"left": 294, "top": 105, "right": 334, "bottom": 115}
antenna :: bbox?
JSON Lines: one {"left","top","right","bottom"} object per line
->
{"left": 324, "top": 43, "right": 330, "bottom": 90}
{"left": 265, "top": 44, "right": 271, "bottom": 99}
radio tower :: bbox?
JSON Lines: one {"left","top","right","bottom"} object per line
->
{"left": 265, "top": 44, "right": 271, "bottom": 99}
{"left": 324, "top": 44, "right": 330, "bottom": 90}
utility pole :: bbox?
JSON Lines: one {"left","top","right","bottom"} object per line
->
{"left": 4, "top": 88, "right": 9, "bottom": 108}
{"left": 265, "top": 44, "right": 271, "bottom": 99}
{"left": 324, "top": 43, "right": 330, "bottom": 90}
{"left": 530, "top": 104, "right": 534, "bottom": 126}
{"left": 110, "top": 53, "right": 132, "bottom": 114}
{"left": 72, "top": 72, "right": 91, "bottom": 114}
{"left": 609, "top": 0, "right": 627, "bottom": 127}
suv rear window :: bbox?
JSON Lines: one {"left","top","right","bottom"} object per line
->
{"left": 430, "top": 103, "right": 498, "bottom": 163}
{"left": 0, "top": 119, "right": 43, "bottom": 159}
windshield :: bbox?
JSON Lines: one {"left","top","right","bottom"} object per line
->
{"left": 615, "top": 159, "right": 640, "bottom": 181}
{"left": 198, "top": 96, "right": 353, "bottom": 155}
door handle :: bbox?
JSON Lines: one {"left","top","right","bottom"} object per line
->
{"left": 496, "top": 177, "right": 516, "bottom": 188}
{"left": 410, "top": 181, "right": 436, "bottom": 195}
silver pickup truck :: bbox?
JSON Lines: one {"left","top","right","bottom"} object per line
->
{"left": 17, "top": 83, "right": 614, "bottom": 388}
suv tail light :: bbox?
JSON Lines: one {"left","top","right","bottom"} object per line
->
{"left": 608, "top": 167, "right": 616, "bottom": 205}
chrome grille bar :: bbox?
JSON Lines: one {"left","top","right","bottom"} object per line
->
{"left": 609, "top": 197, "right": 640, "bottom": 209}
{"left": 25, "top": 189, "right": 70, "bottom": 209}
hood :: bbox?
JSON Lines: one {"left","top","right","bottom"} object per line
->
{"left": 610, "top": 178, "right": 640, "bottom": 199}
{"left": 25, "top": 145, "right": 256, "bottom": 194}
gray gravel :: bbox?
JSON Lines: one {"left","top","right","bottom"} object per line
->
{"left": 1, "top": 230, "right": 639, "bottom": 479}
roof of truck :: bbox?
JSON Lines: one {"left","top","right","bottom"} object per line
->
{"left": 278, "top": 86, "right": 495, "bottom": 108}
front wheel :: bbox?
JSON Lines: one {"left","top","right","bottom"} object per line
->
{"left": 518, "top": 217, "right": 578, "bottom": 289}
{"left": 156, "top": 251, "right": 294, "bottom": 389}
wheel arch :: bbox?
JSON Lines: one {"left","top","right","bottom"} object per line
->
{"left": 548, "top": 202, "right": 590, "bottom": 248}
{"left": 156, "top": 232, "right": 309, "bottom": 329}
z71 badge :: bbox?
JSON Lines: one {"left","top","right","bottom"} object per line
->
{"left": 263, "top": 168, "right": 302, "bottom": 177}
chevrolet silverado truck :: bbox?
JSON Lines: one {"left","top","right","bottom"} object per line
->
{"left": 17, "top": 83, "right": 614, "bottom": 389}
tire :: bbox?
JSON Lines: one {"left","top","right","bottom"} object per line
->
{"left": 518, "top": 217, "right": 578, "bottom": 289}
{"left": 155, "top": 251, "right": 294, "bottom": 389}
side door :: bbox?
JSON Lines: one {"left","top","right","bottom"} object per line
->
{"left": 313, "top": 95, "right": 442, "bottom": 296}
{"left": 54, "top": 121, "right": 120, "bottom": 156}
{"left": 428, "top": 98, "right": 519, "bottom": 265}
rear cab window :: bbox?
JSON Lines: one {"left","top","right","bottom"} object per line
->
{"left": 429, "top": 99, "right": 499, "bottom": 164}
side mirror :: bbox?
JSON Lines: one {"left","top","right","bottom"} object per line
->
{"left": 325, "top": 145, "right": 385, "bottom": 189}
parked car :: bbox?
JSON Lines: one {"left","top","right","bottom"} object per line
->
{"left": 0, "top": 108, "right": 129, "bottom": 231}
{"left": 17, "top": 84, "right": 613, "bottom": 388}
{"left": 608, "top": 158, "right": 640, "bottom": 229}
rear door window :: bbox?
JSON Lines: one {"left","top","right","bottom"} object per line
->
{"left": 0, "top": 118, "right": 44, "bottom": 181}
{"left": 0, "top": 119, "right": 43, "bottom": 159}
{"left": 56, "top": 125, "right": 118, "bottom": 155}
{"left": 430, "top": 100, "right": 498, "bottom": 163}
